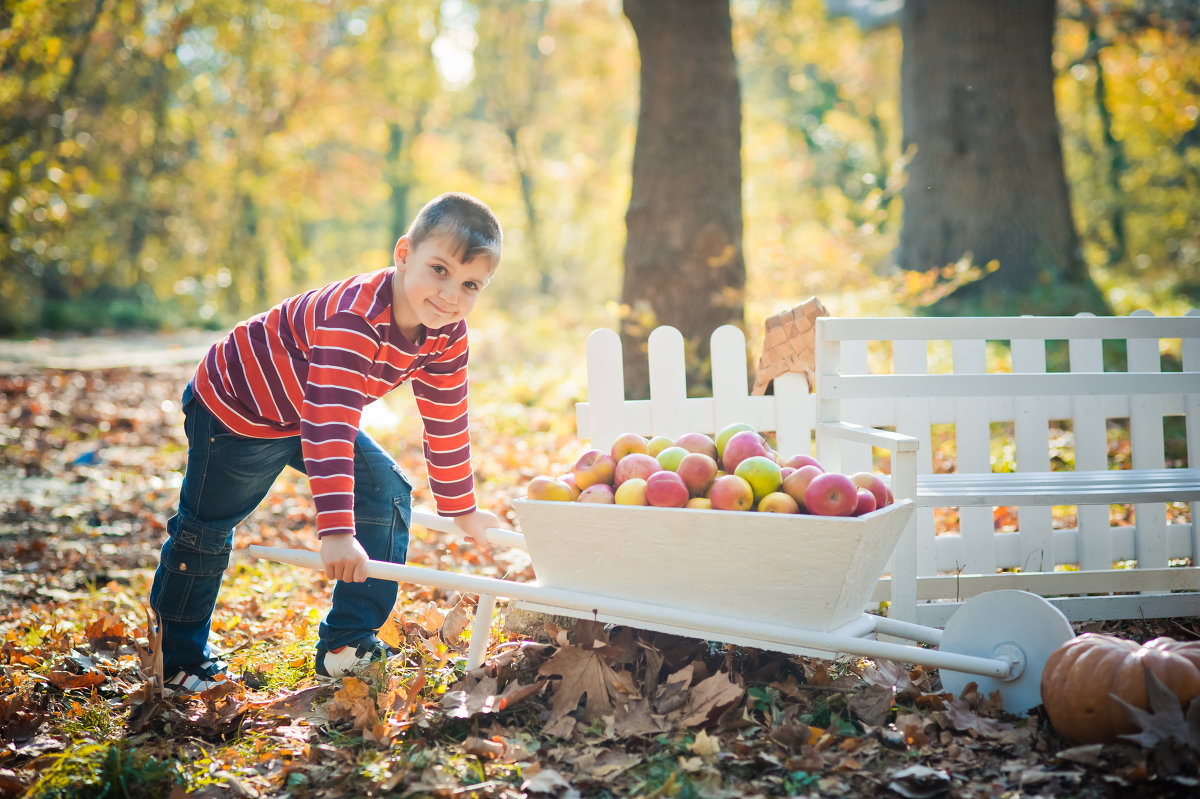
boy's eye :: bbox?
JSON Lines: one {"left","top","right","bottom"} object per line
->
{"left": 464, "top": 281, "right": 479, "bottom": 292}
{"left": 432, "top": 264, "right": 448, "bottom": 275}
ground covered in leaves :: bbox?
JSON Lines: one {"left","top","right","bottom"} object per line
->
{"left": 1, "top": 352, "right": 1199, "bottom": 798}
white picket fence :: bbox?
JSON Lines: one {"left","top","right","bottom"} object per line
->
{"left": 574, "top": 313, "right": 1200, "bottom": 625}
{"left": 575, "top": 325, "right": 816, "bottom": 456}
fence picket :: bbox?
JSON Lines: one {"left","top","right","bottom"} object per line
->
{"left": 1128, "top": 310, "right": 1168, "bottom": 569}
{"left": 1069, "top": 314, "right": 1112, "bottom": 570}
{"left": 953, "top": 338, "right": 994, "bottom": 574}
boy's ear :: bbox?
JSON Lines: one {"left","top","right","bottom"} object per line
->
{"left": 393, "top": 236, "right": 410, "bottom": 267}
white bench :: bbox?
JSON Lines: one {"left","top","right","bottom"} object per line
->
{"left": 814, "top": 312, "right": 1200, "bottom": 626}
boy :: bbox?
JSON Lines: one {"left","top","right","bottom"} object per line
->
{"left": 150, "top": 192, "right": 503, "bottom": 693}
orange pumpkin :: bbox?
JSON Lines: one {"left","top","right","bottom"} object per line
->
{"left": 1040, "top": 633, "right": 1200, "bottom": 744}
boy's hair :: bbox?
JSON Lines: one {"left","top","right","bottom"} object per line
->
{"left": 407, "top": 192, "right": 502, "bottom": 266}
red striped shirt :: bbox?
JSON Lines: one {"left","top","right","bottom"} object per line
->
{"left": 192, "top": 267, "right": 476, "bottom": 536}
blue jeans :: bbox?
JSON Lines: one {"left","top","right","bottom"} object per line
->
{"left": 149, "top": 382, "right": 412, "bottom": 673}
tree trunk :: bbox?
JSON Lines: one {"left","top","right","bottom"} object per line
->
{"left": 897, "top": 0, "right": 1105, "bottom": 314}
{"left": 622, "top": 0, "right": 746, "bottom": 397}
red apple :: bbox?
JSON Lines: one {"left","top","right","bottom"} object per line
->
{"left": 784, "top": 453, "right": 824, "bottom": 472}
{"left": 614, "top": 452, "right": 662, "bottom": 487}
{"left": 781, "top": 464, "right": 824, "bottom": 510}
{"left": 708, "top": 474, "right": 754, "bottom": 512}
{"left": 715, "top": 422, "right": 757, "bottom": 461}
{"left": 803, "top": 472, "right": 859, "bottom": 516}
{"left": 573, "top": 449, "right": 616, "bottom": 489}
{"left": 645, "top": 470, "right": 689, "bottom": 508}
{"left": 758, "top": 491, "right": 801, "bottom": 514}
{"left": 577, "top": 484, "right": 615, "bottom": 503}
{"left": 526, "top": 476, "right": 574, "bottom": 502}
{"left": 676, "top": 452, "right": 719, "bottom": 497}
{"left": 559, "top": 473, "right": 582, "bottom": 500}
{"left": 850, "top": 471, "right": 890, "bottom": 509}
{"left": 674, "top": 432, "right": 718, "bottom": 460}
{"left": 853, "top": 488, "right": 877, "bottom": 516}
{"left": 721, "top": 430, "right": 771, "bottom": 472}
{"left": 611, "top": 432, "right": 650, "bottom": 462}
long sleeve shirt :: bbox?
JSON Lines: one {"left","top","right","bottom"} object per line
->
{"left": 191, "top": 267, "right": 476, "bottom": 537}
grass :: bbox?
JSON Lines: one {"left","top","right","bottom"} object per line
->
{"left": 26, "top": 742, "right": 184, "bottom": 798}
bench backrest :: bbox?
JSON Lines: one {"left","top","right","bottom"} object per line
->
{"left": 814, "top": 311, "right": 1200, "bottom": 582}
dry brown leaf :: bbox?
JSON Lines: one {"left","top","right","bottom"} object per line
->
{"left": 440, "top": 599, "right": 470, "bottom": 645}
{"left": 324, "top": 677, "right": 376, "bottom": 728}
{"left": 539, "top": 644, "right": 620, "bottom": 726}
{"left": 46, "top": 670, "right": 106, "bottom": 691}
{"left": 849, "top": 683, "right": 894, "bottom": 727}
{"left": 937, "top": 697, "right": 1010, "bottom": 738}
{"left": 675, "top": 669, "right": 743, "bottom": 728}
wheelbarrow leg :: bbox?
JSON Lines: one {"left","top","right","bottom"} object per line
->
{"left": 467, "top": 593, "right": 497, "bottom": 670}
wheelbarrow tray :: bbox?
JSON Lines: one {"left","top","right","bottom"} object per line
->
{"left": 513, "top": 497, "right": 914, "bottom": 633}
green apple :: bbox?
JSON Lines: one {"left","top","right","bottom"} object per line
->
{"left": 715, "top": 422, "right": 757, "bottom": 460}
{"left": 655, "top": 445, "right": 689, "bottom": 471}
{"left": 647, "top": 435, "right": 675, "bottom": 458}
{"left": 734, "top": 455, "right": 783, "bottom": 503}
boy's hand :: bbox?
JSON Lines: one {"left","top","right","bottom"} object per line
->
{"left": 320, "top": 534, "right": 370, "bottom": 582}
{"left": 455, "top": 509, "right": 501, "bottom": 558}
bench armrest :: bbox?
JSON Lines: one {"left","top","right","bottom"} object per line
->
{"left": 818, "top": 421, "right": 919, "bottom": 452}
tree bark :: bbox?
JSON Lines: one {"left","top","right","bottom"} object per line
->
{"left": 622, "top": 0, "right": 746, "bottom": 397}
{"left": 897, "top": 0, "right": 1105, "bottom": 313}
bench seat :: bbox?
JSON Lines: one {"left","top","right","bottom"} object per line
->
{"left": 915, "top": 468, "right": 1200, "bottom": 507}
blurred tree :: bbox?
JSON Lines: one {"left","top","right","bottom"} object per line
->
{"left": 895, "top": 0, "right": 1106, "bottom": 314}
{"left": 1055, "top": 0, "right": 1200, "bottom": 313}
{"left": 621, "top": 0, "right": 746, "bottom": 396}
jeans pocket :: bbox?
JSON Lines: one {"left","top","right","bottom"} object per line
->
{"left": 151, "top": 519, "right": 232, "bottom": 624}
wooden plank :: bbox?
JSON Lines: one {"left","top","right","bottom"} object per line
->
{"left": 1185, "top": 310, "right": 1200, "bottom": 565}
{"left": 952, "top": 337, "right": 996, "bottom": 575}
{"left": 915, "top": 468, "right": 1200, "bottom": 504}
{"left": 583, "top": 327, "right": 627, "bottom": 449}
{"left": 711, "top": 324, "right": 752, "bottom": 434}
{"left": 1128, "top": 311, "right": 1169, "bottom": 569}
{"left": 820, "top": 315, "right": 1200, "bottom": 342}
{"left": 1069, "top": 326, "right": 1113, "bottom": 570}
{"left": 1012, "top": 337, "right": 1054, "bottom": 572}
{"left": 839, "top": 339, "right": 874, "bottom": 473}
{"left": 894, "top": 339, "right": 937, "bottom": 584}
{"left": 822, "top": 371, "right": 1191, "bottom": 399}
{"left": 871, "top": 566, "right": 1200, "bottom": 602}
{"left": 647, "top": 326, "right": 690, "bottom": 441}
{"left": 774, "top": 373, "right": 814, "bottom": 456}
{"left": 906, "top": 593, "right": 1200, "bottom": 627}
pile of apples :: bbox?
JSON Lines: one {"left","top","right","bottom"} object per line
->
{"left": 525, "top": 423, "right": 894, "bottom": 517}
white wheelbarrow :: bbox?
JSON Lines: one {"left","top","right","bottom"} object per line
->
{"left": 248, "top": 498, "right": 1074, "bottom": 714}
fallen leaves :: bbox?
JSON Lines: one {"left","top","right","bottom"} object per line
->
{"left": 3, "top": 363, "right": 1200, "bottom": 797}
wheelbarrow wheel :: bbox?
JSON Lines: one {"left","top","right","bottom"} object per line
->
{"left": 936, "top": 589, "right": 1074, "bottom": 715}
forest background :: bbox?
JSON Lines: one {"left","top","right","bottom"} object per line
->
{"left": 4, "top": 2, "right": 1200, "bottom": 796}
{"left": 4, "top": 0, "right": 1199, "bottom": 357}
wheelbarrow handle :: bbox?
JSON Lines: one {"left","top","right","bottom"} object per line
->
{"left": 410, "top": 508, "right": 527, "bottom": 551}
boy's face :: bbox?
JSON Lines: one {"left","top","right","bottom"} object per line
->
{"left": 392, "top": 235, "right": 497, "bottom": 338}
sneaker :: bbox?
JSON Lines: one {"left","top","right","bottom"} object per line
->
{"left": 315, "top": 635, "right": 392, "bottom": 679}
{"left": 164, "top": 658, "right": 230, "bottom": 695}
